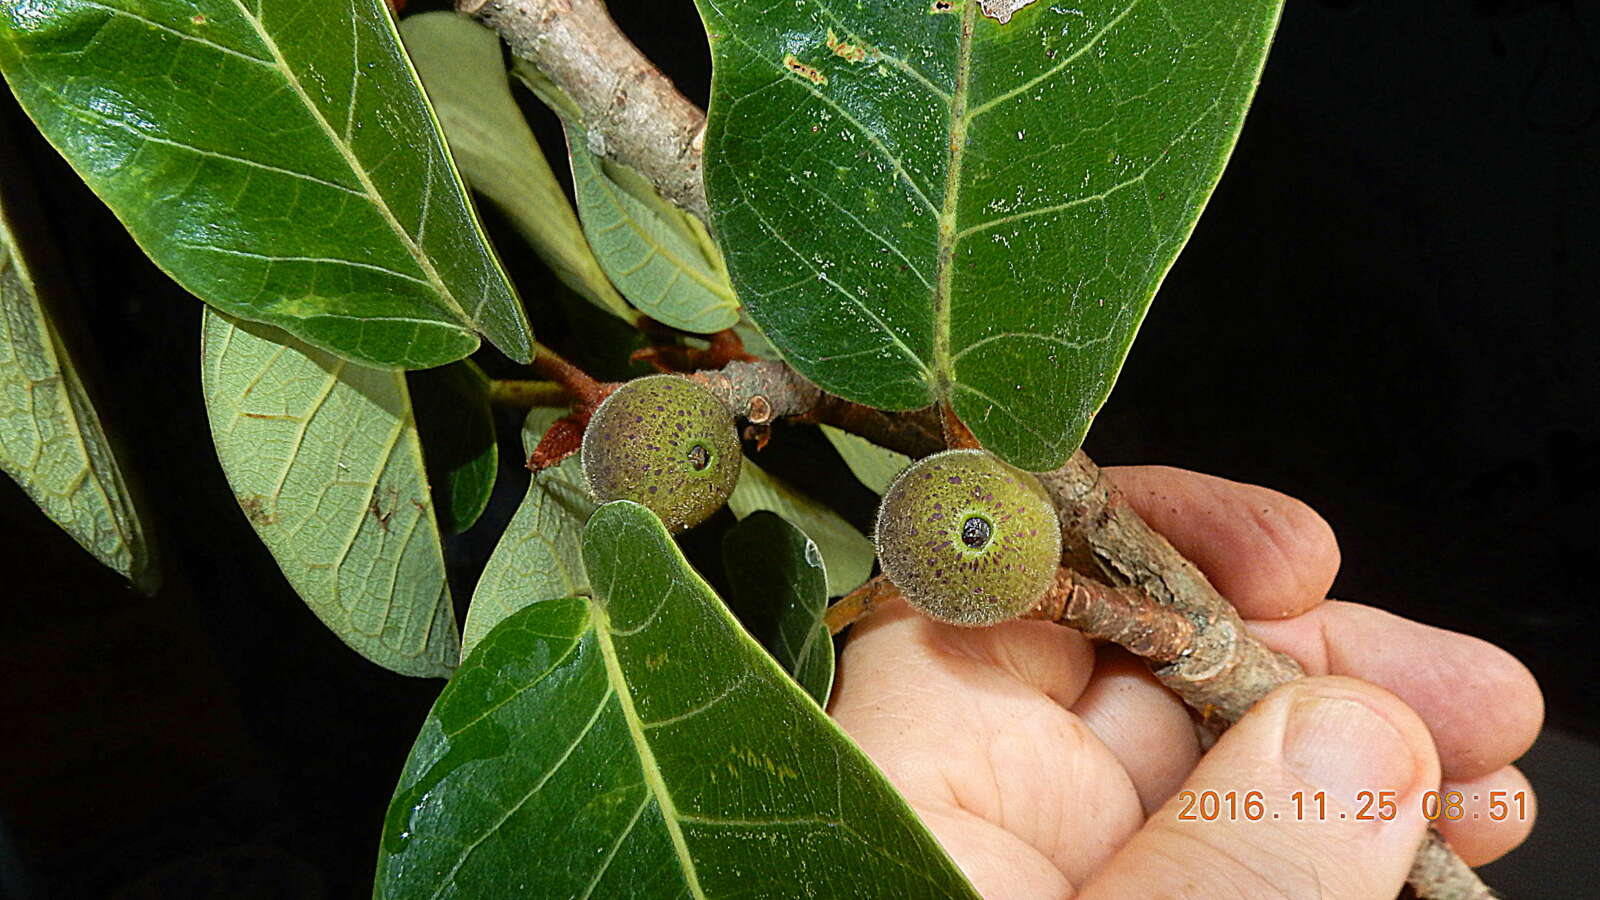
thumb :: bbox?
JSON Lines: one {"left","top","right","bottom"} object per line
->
{"left": 1080, "top": 676, "right": 1441, "bottom": 900}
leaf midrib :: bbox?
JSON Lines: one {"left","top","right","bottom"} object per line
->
{"left": 228, "top": 0, "right": 467, "bottom": 324}
{"left": 0, "top": 208, "right": 137, "bottom": 566}
{"left": 931, "top": 2, "right": 977, "bottom": 395}
{"left": 592, "top": 602, "right": 709, "bottom": 900}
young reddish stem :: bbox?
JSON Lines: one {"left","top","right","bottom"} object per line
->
{"left": 530, "top": 342, "right": 608, "bottom": 412}
{"left": 705, "top": 329, "right": 758, "bottom": 366}
{"left": 631, "top": 344, "right": 697, "bottom": 373}
{"left": 632, "top": 327, "right": 758, "bottom": 372}
{"left": 826, "top": 568, "right": 1196, "bottom": 665}
{"left": 1024, "top": 568, "right": 1196, "bottom": 664}
{"left": 522, "top": 343, "right": 618, "bottom": 471}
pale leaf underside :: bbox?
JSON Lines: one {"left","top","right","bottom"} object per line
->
{"left": 0, "top": 198, "right": 152, "bottom": 589}
{"left": 459, "top": 406, "right": 594, "bottom": 656}
{"left": 201, "top": 310, "right": 457, "bottom": 678}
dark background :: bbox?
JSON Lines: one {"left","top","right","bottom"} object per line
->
{"left": 1, "top": 0, "right": 1594, "bottom": 897}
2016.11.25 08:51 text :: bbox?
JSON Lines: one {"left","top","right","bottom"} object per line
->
{"left": 1175, "top": 790, "right": 1531, "bottom": 822}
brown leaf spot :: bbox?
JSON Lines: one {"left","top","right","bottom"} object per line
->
{"left": 782, "top": 54, "right": 827, "bottom": 86}
{"left": 238, "top": 494, "right": 275, "bottom": 526}
{"left": 369, "top": 487, "right": 398, "bottom": 532}
{"left": 825, "top": 29, "right": 869, "bottom": 63}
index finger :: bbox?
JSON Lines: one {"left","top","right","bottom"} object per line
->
{"left": 1103, "top": 465, "right": 1341, "bottom": 620}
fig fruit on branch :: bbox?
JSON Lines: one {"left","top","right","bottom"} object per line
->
{"left": 462, "top": 2, "right": 1496, "bottom": 894}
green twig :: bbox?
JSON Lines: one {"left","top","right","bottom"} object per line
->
{"left": 488, "top": 379, "right": 569, "bottom": 408}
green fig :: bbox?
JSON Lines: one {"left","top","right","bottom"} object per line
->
{"left": 580, "top": 374, "right": 741, "bottom": 531}
{"left": 875, "top": 449, "right": 1061, "bottom": 626}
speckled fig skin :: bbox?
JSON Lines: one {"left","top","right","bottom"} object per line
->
{"left": 875, "top": 449, "right": 1062, "bottom": 626}
{"left": 580, "top": 375, "right": 741, "bottom": 532}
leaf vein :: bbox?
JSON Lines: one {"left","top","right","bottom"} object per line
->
{"left": 963, "top": 1, "right": 1141, "bottom": 123}
{"left": 426, "top": 687, "right": 616, "bottom": 900}
{"left": 955, "top": 92, "right": 1222, "bottom": 242}
{"left": 642, "top": 674, "right": 751, "bottom": 730}
{"left": 226, "top": 0, "right": 468, "bottom": 325}
{"left": 950, "top": 330, "right": 1113, "bottom": 367}
{"left": 587, "top": 168, "right": 737, "bottom": 302}
{"left": 802, "top": 0, "right": 951, "bottom": 101}
{"left": 326, "top": 410, "right": 408, "bottom": 612}
{"left": 58, "top": 98, "right": 368, "bottom": 198}
{"left": 792, "top": 177, "right": 934, "bottom": 291}
{"left": 77, "top": 0, "right": 275, "bottom": 67}
{"left": 718, "top": 29, "right": 938, "bottom": 216}
{"left": 577, "top": 795, "right": 653, "bottom": 900}
{"left": 952, "top": 381, "right": 1054, "bottom": 445}
{"left": 732, "top": 195, "right": 930, "bottom": 381}
{"left": 260, "top": 358, "right": 347, "bottom": 505}
{"left": 186, "top": 244, "right": 432, "bottom": 287}
{"left": 594, "top": 604, "right": 708, "bottom": 900}
{"left": 343, "top": 7, "right": 360, "bottom": 142}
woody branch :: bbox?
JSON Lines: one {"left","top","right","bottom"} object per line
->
{"left": 464, "top": 4, "right": 1490, "bottom": 896}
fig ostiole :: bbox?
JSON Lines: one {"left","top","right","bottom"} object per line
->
{"left": 579, "top": 374, "right": 741, "bottom": 532}
{"left": 874, "top": 448, "right": 1062, "bottom": 626}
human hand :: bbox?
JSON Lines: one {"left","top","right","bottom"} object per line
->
{"left": 829, "top": 466, "right": 1542, "bottom": 899}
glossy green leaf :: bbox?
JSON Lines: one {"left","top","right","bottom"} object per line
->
{"left": 566, "top": 123, "right": 740, "bottom": 333}
{"left": 722, "top": 511, "right": 834, "bottom": 705}
{"left": 819, "top": 424, "right": 909, "bottom": 495}
{"left": 201, "top": 309, "right": 457, "bottom": 678}
{"left": 408, "top": 360, "right": 495, "bottom": 535}
{"left": 459, "top": 406, "right": 595, "bottom": 657}
{"left": 0, "top": 170, "right": 153, "bottom": 590}
{"left": 401, "top": 11, "right": 634, "bottom": 322}
{"left": 697, "top": 0, "right": 1283, "bottom": 469}
{"left": 728, "top": 457, "right": 873, "bottom": 596}
{"left": 0, "top": 0, "right": 531, "bottom": 369}
{"left": 375, "top": 500, "right": 980, "bottom": 900}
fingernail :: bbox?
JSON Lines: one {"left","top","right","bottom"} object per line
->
{"left": 1282, "top": 692, "right": 1418, "bottom": 798}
